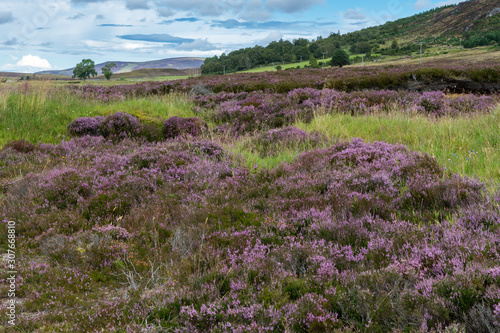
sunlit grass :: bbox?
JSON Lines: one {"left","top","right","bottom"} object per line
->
{"left": 295, "top": 107, "right": 500, "bottom": 183}
{"left": 0, "top": 82, "right": 195, "bottom": 145}
{"left": 2, "top": 81, "right": 499, "bottom": 185}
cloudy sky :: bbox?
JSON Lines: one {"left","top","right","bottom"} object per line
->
{"left": 0, "top": 0, "right": 461, "bottom": 72}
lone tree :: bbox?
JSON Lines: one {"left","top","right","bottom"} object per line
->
{"left": 102, "top": 62, "right": 117, "bottom": 80}
{"left": 330, "top": 49, "right": 350, "bottom": 68}
{"left": 73, "top": 59, "right": 97, "bottom": 80}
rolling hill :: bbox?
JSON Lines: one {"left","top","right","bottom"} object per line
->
{"left": 202, "top": 0, "right": 500, "bottom": 74}
{"left": 37, "top": 57, "right": 204, "bottom": 77}
{"left": 349, "top": 0, "right": 500, "bottom": 44}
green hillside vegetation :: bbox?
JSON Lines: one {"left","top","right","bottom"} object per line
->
{"left": 201, "top": 0, "right": 500, "bottom": 74}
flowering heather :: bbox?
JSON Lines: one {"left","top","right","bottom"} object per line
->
{"left": 190, "top": 88, "right": 496, "bottom": 135}
{"left": 1, "top": 60, "right": 499, "bottom": 331}
{"left": 100, "top": 111, "right": 142, "bottom": 139}
{"left": 66, "top": 62, "right": 500, "bottom": 103}
{"left": 67, "top": 112, "right": 143, "bottom": 140}
{"left": 1, "top": 132, "right": 499, "bottom": 332}
{"left": 202, "top": 91, "right": 312, "bottom": 135}
{"left": 162, "top": 116, "right": 207, "bottom": 139}
{"left": 67, "top": 116, "right": 104, "bottom": 137}
{"left": 248, "top": 126, "right": 327, "bottom": 157}
{"left": 73, "top": 81, "right": 176, "bottom": 102}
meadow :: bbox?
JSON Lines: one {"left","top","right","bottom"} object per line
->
{"left": 0, "top": 60, "right": 499, "bottom": 332}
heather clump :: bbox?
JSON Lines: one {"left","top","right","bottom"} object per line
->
{"left": 100, "top": 111, "right": 142, "bottom": 140}
{"left": 162, "top": 116, "right": 207, "bottom": 139}
{"left": 251, "top": 138, "right": 487, "bottom": 222}
{"left": 209, "top": 91, "right": 312, "bottom": 135}
{"left": 74, "top": 81, "right": 175, "bottom": 102}
{"left": 1, "top": 139, "right": 38, "bottom": 153}
{"left": 67, "top": 116, "right": 104, "bottom": 137}
{"left": 38, "top": 167, "right": 92, "bottom": 210}
{"left": 67, "top": 112, "right": 144, "bottom": 140}
{"left": 248, "top": 126, "right": 327, "bottom": 157}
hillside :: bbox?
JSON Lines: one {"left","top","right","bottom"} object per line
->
{"left": 339, "top": 0, "right": 500, "bottom": 46}
{"left": 38, "top": 57, "right": 204, "bottom": 77}
{"left": 201, "top": 0, "right": 500, "bottom": 74}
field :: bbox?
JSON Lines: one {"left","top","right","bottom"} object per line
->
{"left": 1, "top": 58, "right": 500, "bottom": 332}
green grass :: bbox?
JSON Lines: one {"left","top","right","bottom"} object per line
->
{"left": 294, "top": 109, "right": 500, "bottom": 184}
{"left": 2, "top": 81, "right": 499, "bottom": 185}
{"left": 240, "top": 58, "right": 333, "bottom": 73}
{"left": 229, "top": 143, "right": 305, "bottom": 171}
{"left": 0, "top": 83, "right": 195, "bottom": 146}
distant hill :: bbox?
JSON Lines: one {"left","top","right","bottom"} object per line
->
{"left": 202, "top": 0, "right": 500, "bottom": 74}
{"left": 38, "top": 57, "right": 204, "bottom": 77}
{"left": 346, "top": 0, "right": 500, "bottom": 45}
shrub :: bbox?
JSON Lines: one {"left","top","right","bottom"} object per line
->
{"left": 138, "top": 122, "right": 163, "bottom": 142}
{"left": 250, "top": 126, "right": 327, "bottom": 157}
{"left": 67, "top": 116, "right": 104, "bottom": 137}
{"left": 162, "top": 116, "right": 207, "bottom": 139}
{"left": 101, "top": 112, "right": 142, "bottom": 140}
{"left": 2, "top": 139, "right": 37, "bottom": 153}
{"left": 38, "top": 168, "right": 92, "bottom": 210}
{"left": 191, "top": 84, "right": 213, "bottom": 96}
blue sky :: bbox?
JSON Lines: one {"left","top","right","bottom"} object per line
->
{"left": 0, "top": 0, "right": 461, "bottom": 72}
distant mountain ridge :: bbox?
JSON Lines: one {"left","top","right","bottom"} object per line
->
{"left": 37, "top": 57, "right": 204, "bottom": 76}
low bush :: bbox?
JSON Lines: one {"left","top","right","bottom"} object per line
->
{"left": 67, "top": 116, "right": 104, "bottom": 137}
{"left": 100, "top": 111, "right": 142, "bottom": 140}
{"left": 162, "top": 116, "right": 207, "bottom": 139}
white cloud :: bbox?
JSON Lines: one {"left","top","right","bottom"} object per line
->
{"left": 1, "top": 54, "right": 53, "bottom": 73}
{"left": 156, "top": 7, "right": 174, "bottom": 17}
{"left": 126, "top": 0, "right": 149, "bottom": 10}
{"left": 256, "top": 31, "right": 283, "bottom": 46}
{"left": 266, "top": 0, "right": 323, "bottom": 13}
{"left": 156, "top": 0, "right": 226, "bottom": 16}
{"left": 414, "top": 0, "right": 431, "bottom": 11}
{"left": 239, "top": 0, "right": 271, "bottom": 21}
{"left": 176, "top": 38, "right": 218, "bottom": 51}
{"left": 343, "top": 9, "right": 366, "bottom": 20}
{"left": 0, "top": 11, "right": 14, "bottom": 24}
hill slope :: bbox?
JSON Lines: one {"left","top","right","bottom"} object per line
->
{"left": 350, "top": 0, "right": 500, "bottom": 44}
{"left": 38, "top": 57, "right": 204, "bottom": 77}
{"left": 202, "top": 0, "right": 500, "bottom": 74}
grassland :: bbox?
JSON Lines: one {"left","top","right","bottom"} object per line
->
{"left": 1, "top": 80, "right": 498, "bottom": 184}
{"left": 1, "top": 62, "right": 500, "bottom": 332}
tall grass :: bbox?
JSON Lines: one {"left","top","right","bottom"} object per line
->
{"left": 2, "top": 81, "right": 499, "bottom": 184}
{"left": 295, "top": 107, "right": 500, "bottom": 183}
{"left": 0, "top": 82, "right": 195, "bottom": 145}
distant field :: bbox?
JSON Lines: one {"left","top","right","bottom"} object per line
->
{"left": 238, "top": 46, "right": 500, "bottom": 73}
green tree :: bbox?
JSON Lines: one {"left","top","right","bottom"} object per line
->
{"left": 102, "top": 62, "right": 117, "bottom": 80}
{"left": 309, "top": 56, "right": 318, "bottom": 68}
{"left": 330, "top": 49, "right": 350, "bottom": 68}
{"left": 355, "top": 41, "right": 372, "bottom": 55}
{"left": 73, "top": 59, "right": 97, "bottom": 80}
{"left": 391, "top": 40, "right": 399, "bottom": 50}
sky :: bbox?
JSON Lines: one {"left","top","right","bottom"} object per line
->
{"left": 0, "top": 0, "right": 462, "bottom": 72}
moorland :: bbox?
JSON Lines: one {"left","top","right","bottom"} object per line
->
{"left": 1, "top": 51, "right": 499, "bottom": 332}
{"left": 1, "top": 0, "right": 500, "bottom": 330}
